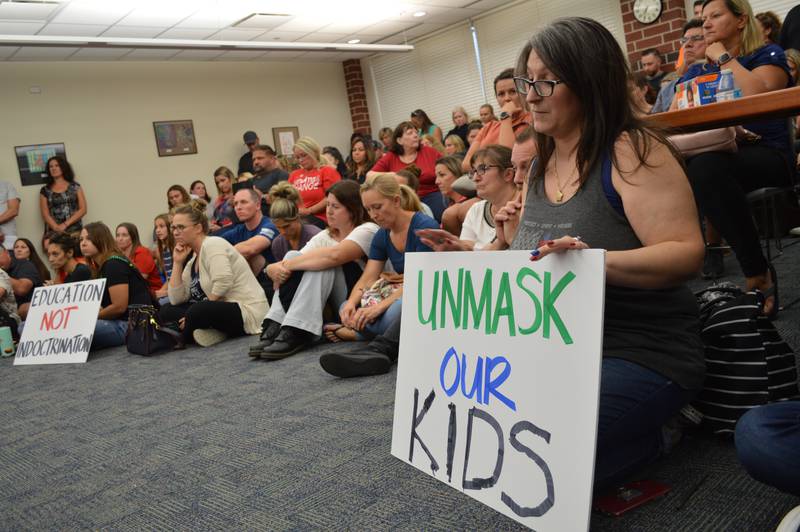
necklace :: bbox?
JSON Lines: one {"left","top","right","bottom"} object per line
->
{"left": 552, "top": 150, "right": 577, "bottom": 202}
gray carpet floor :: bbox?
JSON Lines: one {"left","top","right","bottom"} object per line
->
{"left": 1, "top": 239, "right": 799, "bottom": 531}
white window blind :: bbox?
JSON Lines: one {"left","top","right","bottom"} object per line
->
{"left": 747, "top": 0, "right": 796, "bottom": 22}
{"left": 366, "top": 0, "right": 626, "bottom": 135}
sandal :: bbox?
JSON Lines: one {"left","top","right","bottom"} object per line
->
{"left": 323, "top": 323, "right": 358, "bottom": 343}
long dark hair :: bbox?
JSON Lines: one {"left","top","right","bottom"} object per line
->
{"left": 116, "top": 222, "right": 142, "bottom": 258}
{"left": 190, "top": 180, "right": 212, "bottom": 203}
{"left": 327, "top": 180, "right": 369, "bottom": 235}
{"left": 45, "top": 156, "right": 75, "bottom": 186}
{"left": 516, "top": 17, "right": 679, "bottom": 187}
{"left": 83, "top": 222, "right": 123, "bottom": 274}
{"left": 345, "top": 136, "right": 377, "bottom": 180}
{"left": 15, "top": 238, "right": 51, "bottom": 282}
{"left": 322, "top": 146, "right": 348, "bottom": 177}
{"left": 411, "top": 109, "right": 434, "bottom": 131}
{"left": 153, "top": 213, "right": 175, "bottom": 275}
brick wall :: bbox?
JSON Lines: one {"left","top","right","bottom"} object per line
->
{"left": 343, "top": 59, "right": 372, "bottom": 135}
{"left": 621, "top": 0, "right": 687, "bottom": 73}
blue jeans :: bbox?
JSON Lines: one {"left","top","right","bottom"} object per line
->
{"left": 420, "top": 191, "right": 445, "bottom": 223}
{"left": 735, "top": 401, "right": 800, "bottom": 496}
{"left": 594, "top": 357, "right": 693, "bottom": 490}
{"left": 92, "top": 319, "right": 127, "bottom": 351}
{"left": 339, "top": 299, "right": 402, "bottom": 340}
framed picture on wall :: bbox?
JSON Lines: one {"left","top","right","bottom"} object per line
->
{"left": 272, "top": 126, "right": 300, "bottom": 156}
{"left": 14, "top": 143, "right": 67, "bottom": 187}
{"left": 153, "top": 120, "right": 198, "bottom": 157}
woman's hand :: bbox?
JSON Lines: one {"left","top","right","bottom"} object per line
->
{"left": 416, "top": 229, "right": 463, "bottom": 252}
{"left": 155, "top": 285, "right": 168, "bottom": 298}
{"left": 339, "top": 301, "right": 358, "bottom": 328}
{"left": 172, "top": 242, "right": 191, "bottom": 266}
{"left": 352, "top": 304, "right": 383, "bottom": 331}
{"left": 494, "top": 196, "right": 523, "bottom": 247}
{"left": 299, "top": 207, "right": 312, "bottom": 217}
{"left": 705, "top": 42, "right": 727, "bottom": 64}
{"left": 530, "top": 235, "right": 589, "bottom": 262}
{"left": 56, "top": 223, "right": 67, "bottom": 232}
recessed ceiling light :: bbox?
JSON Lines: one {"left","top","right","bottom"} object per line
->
{"left": 347, "top": 38, "right": 361, "bottom": 44}
{"left": 413, "top": 10, "right": 426, "bottom": 17}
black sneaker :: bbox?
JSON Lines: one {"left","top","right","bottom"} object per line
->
{"left": 248, "top": 319, "right": 282, "bottom": 357}
{"left": 702, "top": 246, "right": 724, "bottom": 279}
{"left": 319, "top": 349, "right": 392, "bottom": 378}
{"left": 260, "top": 327, "right": 313, "bottom": 360}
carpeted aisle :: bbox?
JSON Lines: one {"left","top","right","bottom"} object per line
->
{"left": 1, "top": 239, "right": 799, "bottom": 530}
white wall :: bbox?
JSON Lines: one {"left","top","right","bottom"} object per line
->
{"left": 0, "top": 60, "right": 353, "bottom": 246}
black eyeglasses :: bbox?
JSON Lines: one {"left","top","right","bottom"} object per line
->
{"left": 469, "top": 164, "right": 502, "bottom": 179}
{"left": 513, "top": 76, "right": 564, "bottom": 97}
{"left": 679, "top": 35, "right": 704, "bottom": 45}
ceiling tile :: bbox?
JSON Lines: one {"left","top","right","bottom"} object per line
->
{"left": 156, "top": 28, "right": 218, "bottom": 40}
{"left": 0, "top": 2, "right": 59, "bottom": 21}
{"left": 115, "top": 2, "right": 199, "bottom": 28}
{"left": 408, "top": 0, "right": 478, "bottom": 6}
{"left": 464, "top": 0, "right": 514, "bottom": 9}
{"left": 417, "top": 6, "right": 482, "bottom": 24}
{"left": 209, "top": 28, "right": 266, "bottom": 41}
{"left": 121, "top": 49, "right": 181, "bottom": 61}
{"left": 316, "top": 21, "right": 373, "bottom": 34}
{"left": 11, "top": 47, "right": 80, "bottom": 61}
{"left": 336, "top": 34, "right": 383, "bottom": 44}
{"left": 175, "top": 6, "right": 255, "bottom": 29}
{"left": 51, "top": 1, "right": 135, "bottom": 26}
{"left": 261, "top": 50, "right": 307, "bottom": 60}
{"left": 170, "top": 49, "right": 226, "bottom": 61}
{"left": 100, "top": 26, "right": 164, "bottom": 38}
{"left": 0, "top": 22, "right": 45, "bottom": 35}
{"left": 38, "top": 24, "right": 109, "bottom": 37}
{"left": 215, "top": 50, "right": 269, "bottom": 61}
{"left": 271, "top": 17, "right": 329, "bottom": 33}
{"left": 294, "top": 32, "right": 349, "bottom": 43}
{"left": 232, "top": 13, "right": 292, "bottom": 31}
{"left": 251, "top": 30, "right": 309, "bottom": 42}
{"left": 68, "top": 47, "right": 135, "bottom": 60}
{"left": 358, "top": 21, "right": 418, "bottom": 36}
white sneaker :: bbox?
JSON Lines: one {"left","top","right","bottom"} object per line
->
{"left": 777, "top": 504, "right": 800, "bottom": 532}
{"left": 790, "top": 227, "right": 800, "bottom": 237}
{"left": 192, "top": 328, "right": 227, "bottom": 347}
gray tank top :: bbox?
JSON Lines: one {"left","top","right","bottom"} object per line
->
{"left": 512, "top": 155, "right": 704, "bottom": 390}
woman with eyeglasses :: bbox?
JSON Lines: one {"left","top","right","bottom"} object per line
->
{"left": 500, "top": 17, "right": 705, "bottom": 490}
{"left": 80, "top": 222, "right": 153, "bottom": 351}
{"left": 368, "top": 121, "right": 447, "bottom": 222}
{"left": 417, "top": 145, "right": 517, "bottom": 251}
{"left": 160, "top": 202, "right": 267, "bottom": 347}
{"left": 672, "top": 0, "right": 792, "bottom": 318}
{"left": 289, "top": 136, "right": 342, "bottom": 230}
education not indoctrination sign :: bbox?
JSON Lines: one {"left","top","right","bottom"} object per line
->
{"left": 14, "top": 279, "right": 105, "bottom": 365}
{"left": 391, "top": 250, "right": 605, "bottom": 530}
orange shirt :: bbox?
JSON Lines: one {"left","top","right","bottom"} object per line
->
{"left": 473, "top": 112, "right": 533, "bottom": 148}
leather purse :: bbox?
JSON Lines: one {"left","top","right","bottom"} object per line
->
{"left": 668, "top": 127, "right": 738, "bottom": 158}
{"left": 125, "top": 304, "right": 183, "bottom": 356}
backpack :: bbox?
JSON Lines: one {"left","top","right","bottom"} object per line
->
{"left": 688, "top": 283, "right": 799, "bottom": 435}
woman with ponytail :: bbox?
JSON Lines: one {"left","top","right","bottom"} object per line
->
{"left": 323, "top": 174, "right": 437, "bottom": 342}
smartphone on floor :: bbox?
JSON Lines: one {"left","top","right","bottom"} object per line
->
{"left": 593, "top": 480, "right": 671, "bottom": 517}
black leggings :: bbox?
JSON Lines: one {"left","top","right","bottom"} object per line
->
{"left": 159, "top": 301, "right": 246, "bottom": 342}
{"left": 686, "top": 144, "right": 791, "bottom": 277}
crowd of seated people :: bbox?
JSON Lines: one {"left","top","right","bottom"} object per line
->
{"left": 2, "top": 3, "right": 799, "bottom": 516}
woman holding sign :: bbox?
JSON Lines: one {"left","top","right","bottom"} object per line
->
{"left": 80, "top": 222, "right": 152, "bottom": 351}
{"left": 163, "top": 203, "right": 267, "bottom": 347}
{"left": 498, "top": 18, "right": 706, "bottom": 489}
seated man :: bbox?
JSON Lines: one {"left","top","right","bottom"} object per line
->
{"left": 0, "top": 246, "right": 42, "bottom": 320}
{"left": 650, "top": 19, "right": 707, "bottom": 114}
{"left": 223, "top": 189, "right": 278, "bottom": 278}
{"left": 251, "top": 145, "right": 289, "bottom": 198}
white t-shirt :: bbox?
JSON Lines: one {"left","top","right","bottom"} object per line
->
{"left": 300, "top": 222, "right": 379, "bottom": 269}
{"left": 0, "top": 181, "right": 19, "bottom": 249}
{"left": 460, "top": 200, "right": 496, "bottom": 250}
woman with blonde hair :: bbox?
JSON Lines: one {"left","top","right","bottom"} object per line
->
{"left": 161, "top": 202, "right": 267, "bottom": 347}
{"left": 421, "top": 134, "right": 446, "bottom": 155}
{"left": 289, "top": 136, "right": 342, "bottom": 229}
{"left": 152, "top": 213, "right": 174, "bottom": 304}
{"left": 445, "top": 106, "right": 470, "bottom": 144}
{"left": 250, "top": 180, "right": 379, "bottom": 358}
{"left": 443, "top": 134, "right": 466, "bottom": 156}
{"left": 676, "top": 0, "right": 792, "bottom": 317}
{"left": 265, "top": 182, "right": 321, "bottom": 285}
{"left": 323, "top": 174, "right": 438, "bottom": 342}
{"left": 210, "top": 166, "right": 237, "bottom": 233}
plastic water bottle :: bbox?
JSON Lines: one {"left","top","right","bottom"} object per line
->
{"left": 716, "top": 69, "right": 736, "bottom": 102}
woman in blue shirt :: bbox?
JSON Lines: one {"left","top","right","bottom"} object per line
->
{"left": 325, "top": 175, "right": 438, "bottom": 342}
{"left": 677, "top": 0, "right": 791, "bottom": 317}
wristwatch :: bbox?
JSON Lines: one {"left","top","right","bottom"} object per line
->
{"left": 499, "top": 111, "right": 511, "bottom": 121}
{"left": 717, "top": 51, "right": 733, "bottom": 65}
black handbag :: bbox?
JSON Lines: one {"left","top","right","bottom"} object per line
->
{"left": 125, "top": 304, "right": 183, "bottom": 356}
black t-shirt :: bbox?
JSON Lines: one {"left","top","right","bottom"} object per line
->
{"left": 7, "top": 257, "right": 42, "bottom": 305}
{"left": 64, "top": 263, "right": 92, "bottom": 284}
{"left": 99, "top": 257, "right": 152, "bottom": 320}
{"left": 252, "top": 168, "right": 289, "bottom": 195}
{"left": 238, "top": 151, "right": 254, "bottom": 175}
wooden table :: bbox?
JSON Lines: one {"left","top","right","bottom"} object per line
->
{"left": 646, "top": 85, "right": 800, "bottom": 132}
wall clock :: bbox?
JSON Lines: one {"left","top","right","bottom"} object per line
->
{"left": 633, "top": 0, "right": 662, "bottom": 24}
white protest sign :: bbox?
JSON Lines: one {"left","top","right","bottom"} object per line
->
{"left": 391, "top": 250, "right": 605, "bottom": 530}
{"left": 14, "top": 279, "right": 106, "bottom": 365}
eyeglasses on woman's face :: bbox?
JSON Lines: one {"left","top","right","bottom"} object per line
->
{"left": 469, "top": 164, "right": 502, "bottom": 179}
{"left": 512, "top": 76, "right": 564, "bottom": 97}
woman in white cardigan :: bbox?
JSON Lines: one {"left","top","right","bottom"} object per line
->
{"left": 162, "top": 203, "right": 268, "bottom": 347}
